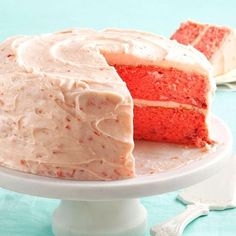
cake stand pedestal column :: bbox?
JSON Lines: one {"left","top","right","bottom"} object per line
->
{"left": 52, "top": 199, "right": 147, "bottom": 236}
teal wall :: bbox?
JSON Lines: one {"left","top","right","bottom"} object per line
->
{"left": 0, "top": 0, "right": 236, "bottom": 40}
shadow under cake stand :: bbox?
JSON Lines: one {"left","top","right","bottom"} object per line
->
{"left": 0, "top": 116, "right": 232, "bottom": 236}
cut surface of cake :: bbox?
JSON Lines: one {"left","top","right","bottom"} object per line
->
{"left": 171, "top": 21, "right": 236, "bottom": 77}
{"left": 0, "top": 28, "right": 214, "bottom": 180}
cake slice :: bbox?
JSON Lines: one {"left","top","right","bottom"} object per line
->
{"left": 0, "top": 28, "right": 214, "bottom": 180}
{"left": 171, "top": 21, "right": 236, "bottom": 77}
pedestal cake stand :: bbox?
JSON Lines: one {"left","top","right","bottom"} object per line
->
{"left": 0, "top": 116, "right": 232, "bottom": 236}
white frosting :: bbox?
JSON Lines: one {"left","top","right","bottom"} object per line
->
{"left": 0, "top": 28, "right": 213, "bottom": 180}
{"left": 210, "top": 30, "right": 236, "bottom": 77}
{"left": 103, "top": 29, "right": 212, "bottom": 75}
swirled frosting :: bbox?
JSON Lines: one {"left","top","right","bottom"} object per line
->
{"left": 0, "top": 28, "right": 212, "bottom": 180}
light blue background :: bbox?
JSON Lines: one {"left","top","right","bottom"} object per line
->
{"left": 0, "top": 0, "right": 236, "bottom": 235}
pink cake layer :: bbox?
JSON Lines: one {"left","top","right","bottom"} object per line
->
{"left": 171, "top": 21, "right": 230, "bottom": 59}
{"left": 114, "top": 65, "right": 209, "bottom": 109}
{"left": 171, "top": 21, "right": 205, "bottom": 45}
{"left": 134, "top": 106, "right": 211, "bottom": 147}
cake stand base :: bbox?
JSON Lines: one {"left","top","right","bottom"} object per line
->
{"left": 52, "top": 199, "right": 147, "bottom": 236}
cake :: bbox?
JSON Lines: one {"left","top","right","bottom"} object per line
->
{"left": 171, "top": 20, "right": 236, "bottom": 77}
{"left": 0, "top": 28, "right": 214, "bottom": 180}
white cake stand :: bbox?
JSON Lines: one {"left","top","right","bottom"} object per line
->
{"left": 0, "top": 116, "right": 232, "bottom": 236}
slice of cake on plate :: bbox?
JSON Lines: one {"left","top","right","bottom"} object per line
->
{"left": 0, "top": 28, "right": 214, "bottom": 180}
{"left": 171, "top": 20, "right": 236, "bottom": 83}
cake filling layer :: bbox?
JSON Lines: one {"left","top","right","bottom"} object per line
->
{"left": 134, "top": 99, "right": 206, "bottom": 113}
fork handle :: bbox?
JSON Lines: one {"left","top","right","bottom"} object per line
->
{"left": 150, "top": 204, "right": 209, "bottom": 236}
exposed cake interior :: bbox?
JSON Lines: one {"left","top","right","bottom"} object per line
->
{"left": 171, "top": 21, "right": 230, "bottom": 60}
{"left": 113, "top": 65, "right": 211, "bottom": 147}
